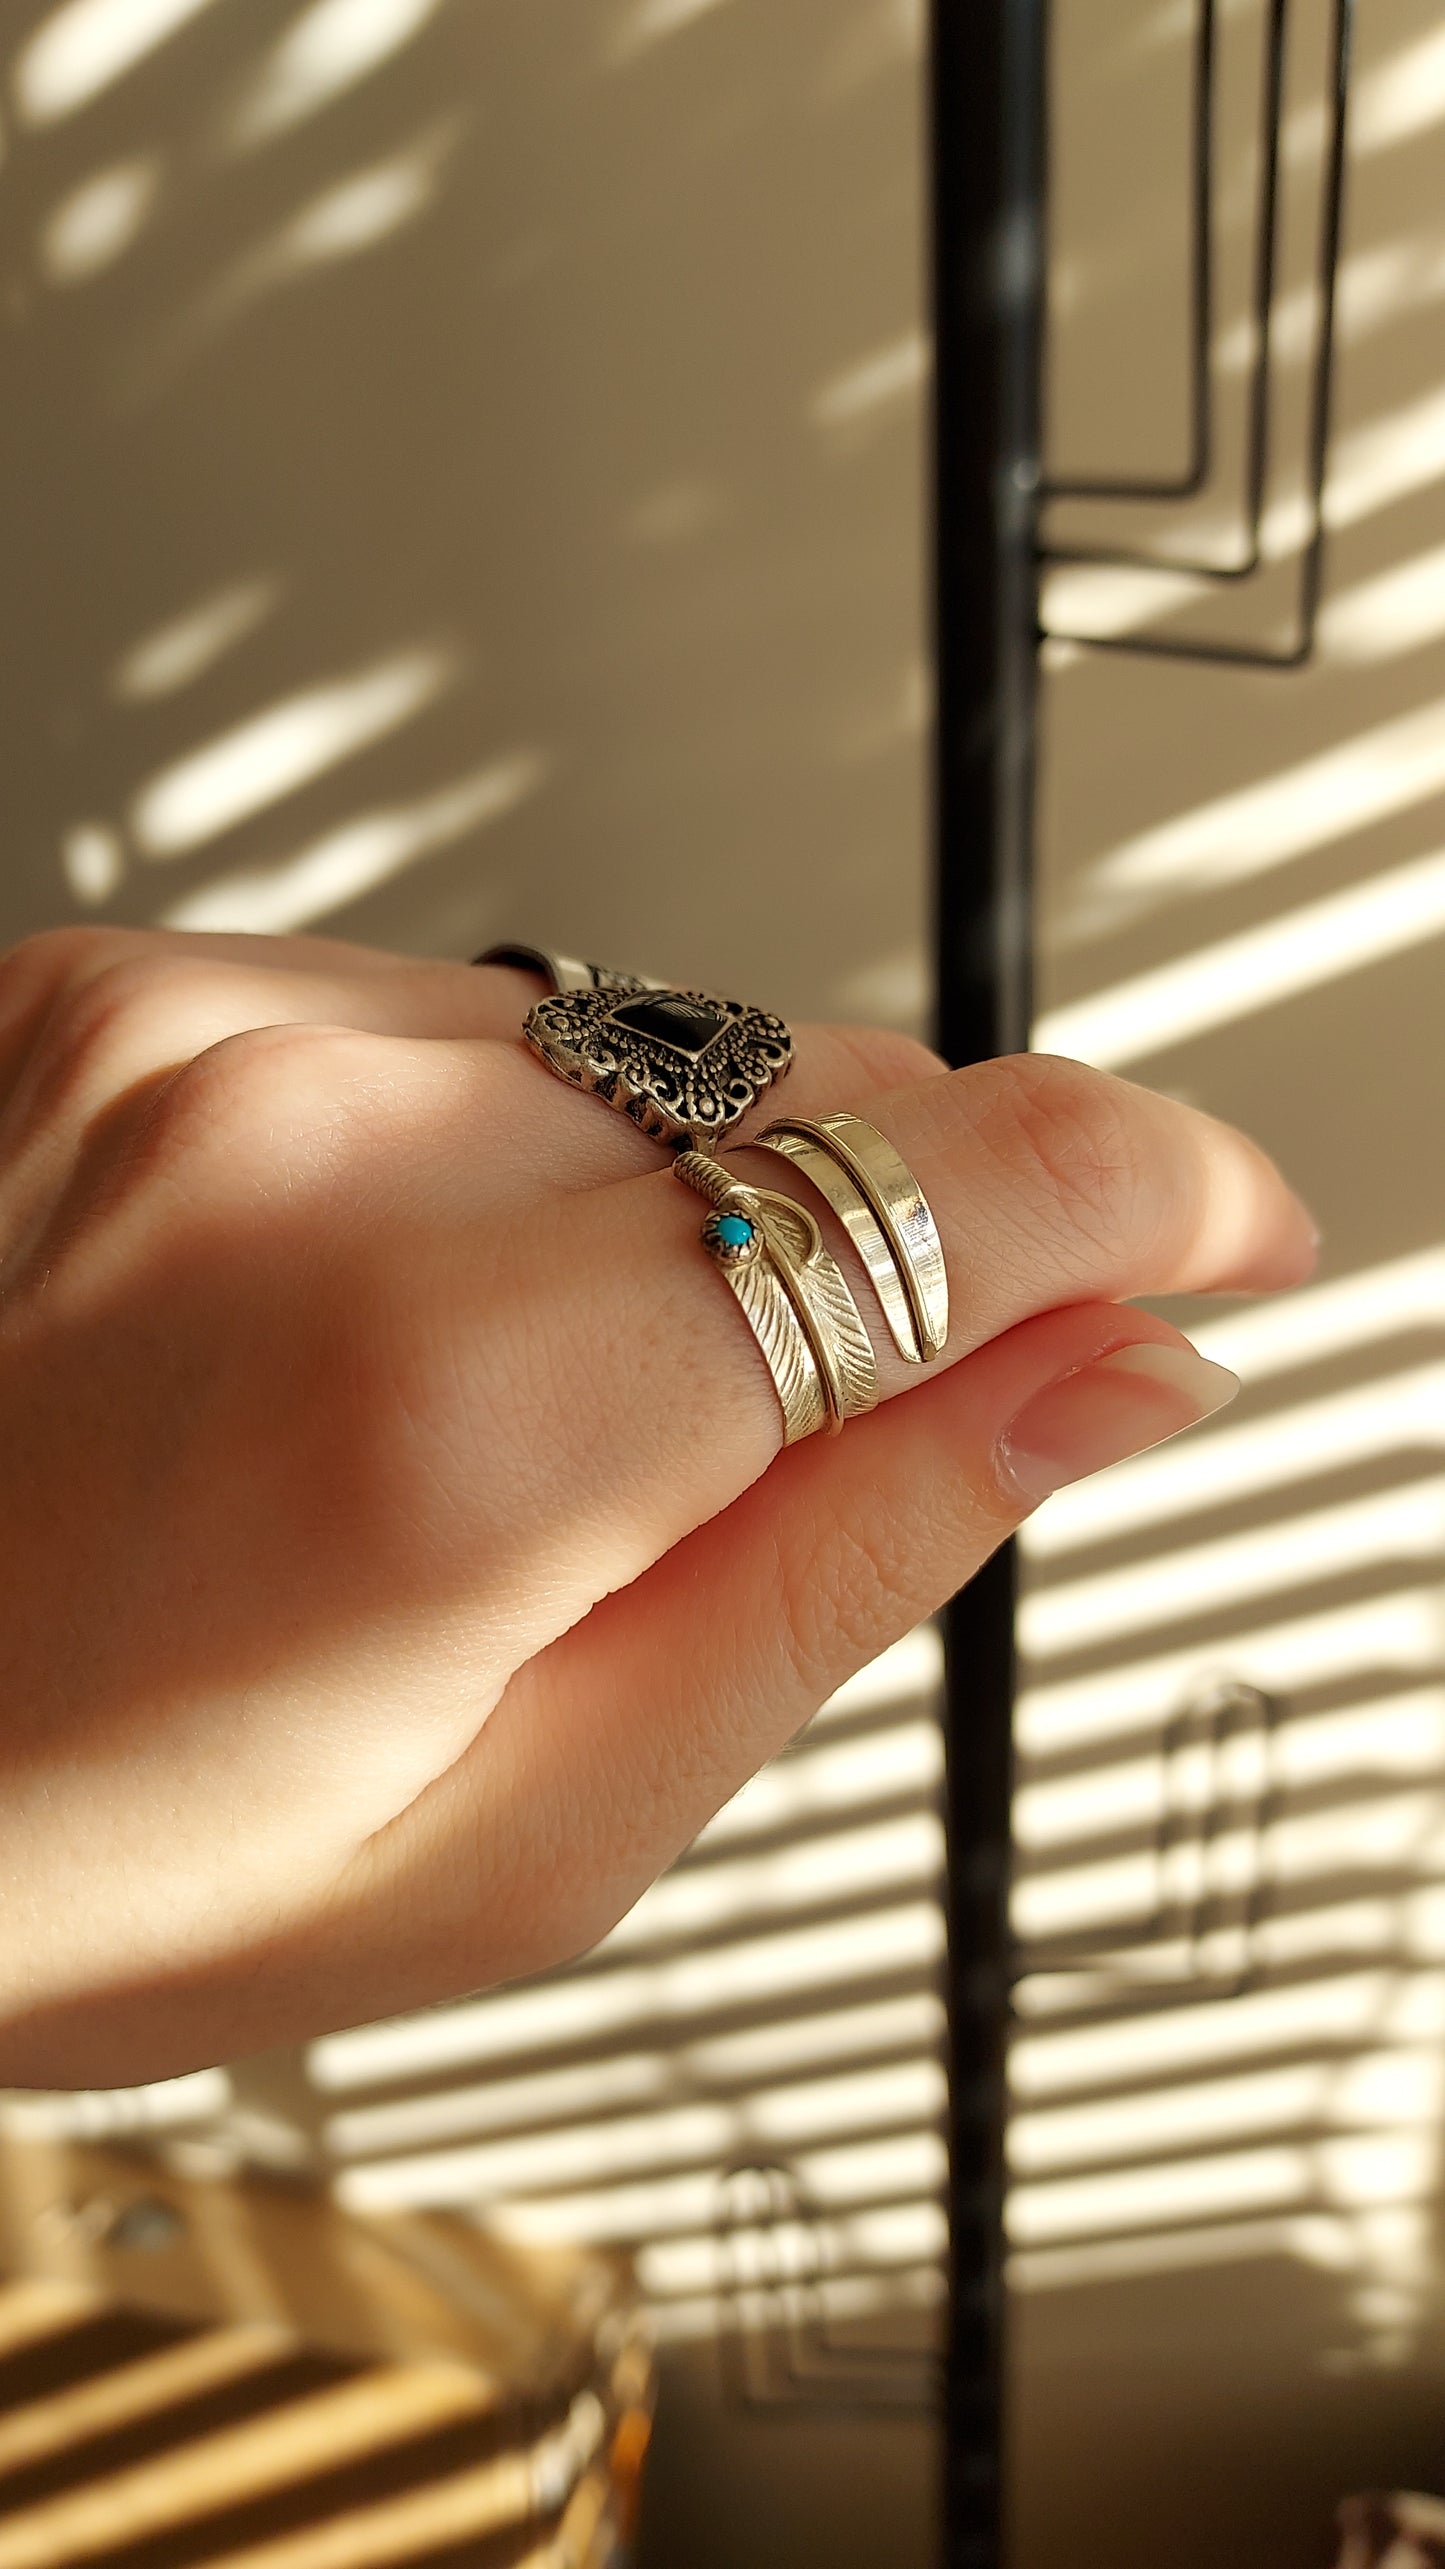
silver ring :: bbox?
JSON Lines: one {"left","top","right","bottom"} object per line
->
{"left": 471, "top": 942, "right": 660, "bottom": 998}
{"left": 675, "top": 1151, "right": 877, "bottom": 1438}
{"left": 477, "top": 942, "right": 795, "bottom": 1154}
{"left": 523, "top": 982, "right": 794, "bottom": 1156}
{"left": 752, "top": 1113, "right": 948, "bottom": 1364}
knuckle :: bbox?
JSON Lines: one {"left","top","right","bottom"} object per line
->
{"left": 0, "top": 926, "right": 136, "bottom": 1029}
{"left": 130, "top": 1025, "right": 418, "bottom": 1225}
{"left": 821, "top": 1022, "right": 948, "bottom": 1094}
{"left": 10, "top": 1022, "right": 359, "bottom": 1300}
{"left": 52, "top": 953, "right": 200, "bottom": 1054}
{"left": 12, "top": 953, "right": 221, "bottom": 1130}
{"left": 0, "top": 924, "right": 130, "bottom": 986}
{"left": 978, "top": 1053, "right": 1149, "bottom": 1259}
{"left": 141, "top": 1021, "right": 347, "bottom": 1154}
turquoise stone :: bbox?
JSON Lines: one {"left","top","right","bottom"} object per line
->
{"left": 716, "top": 1213, "right": 754, "bottom": 1248}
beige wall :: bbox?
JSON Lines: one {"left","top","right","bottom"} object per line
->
{"left": 0, "top": 0, "right": 928, "bottom": 1027}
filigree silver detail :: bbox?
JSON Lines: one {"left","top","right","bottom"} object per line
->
{"left": 524, "top": 982, "right": 793, "bottom": 1151}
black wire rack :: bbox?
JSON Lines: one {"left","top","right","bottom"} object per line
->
{"left": 1041, "top": 0, "right": 1218, "bottom": 509}
{"left": 1039, "top": 0, "right": 1356, "bottom": 667}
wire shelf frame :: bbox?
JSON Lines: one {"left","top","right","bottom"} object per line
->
{"left": 715, "top": 2160, "right": 941, "bottom": 2418}
{"left": 1039, "top": 0, "right": 1356, "bottom": 667}
{"left": 1013, "top": 1680, "right": 1285, "bottom": 2019}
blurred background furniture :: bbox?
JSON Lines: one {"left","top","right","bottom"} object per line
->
{"left": 1334, "top": 2493, "right": 1445, "bottom": 2569}
{"left": 0, "top": 2129, "right": 651, "bottom": 2567}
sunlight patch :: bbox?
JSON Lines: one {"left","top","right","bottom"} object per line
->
{"left": 131, "top": 645, "right": 453, "bottom": 857}
{"left": 39, "top": 156, "right": 160, "bottom": 283}
{"left": 158, "top": 752, "right": 546, "bottom": 931}
{"left": 111, "top": 575, "right": 282, "bottom": 701}
{"left": 228, "top": 0, "right": 445, "bottom": 152}
{"left": 14, "top": 0, "right": 221, "bottom": 125}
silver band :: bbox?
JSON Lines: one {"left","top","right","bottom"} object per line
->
{"left": 471, "top": 943, "right": 659, "bottom": 998}
{"left": 753, "top": 1112, "right": 948, "bottom": 1364}
{"left": 477, "top": 943, "right": 795, "bottom": 1156}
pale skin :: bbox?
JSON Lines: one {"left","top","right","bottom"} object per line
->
{"left": 0, "top": 927, "right": 1317, "bottom": 2090}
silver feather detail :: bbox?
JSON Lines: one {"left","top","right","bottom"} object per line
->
{"left": 755, "top": 1196, "right": 879, "bottom": 1427}
{"left": 730, "top": 1255, "right": 827, "bottom": 1443}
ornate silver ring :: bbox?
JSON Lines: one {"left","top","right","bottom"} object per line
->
{"left": 482, "top": 947, "right": 793, "bottom": 1154}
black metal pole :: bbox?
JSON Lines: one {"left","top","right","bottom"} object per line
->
{"left": 929, "top": 2, "right": 1044, "bottom": 2562}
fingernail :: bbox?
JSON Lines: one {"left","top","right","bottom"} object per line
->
{"left": 1000, "top": 1341, "right": 1240, "bottom": 1507}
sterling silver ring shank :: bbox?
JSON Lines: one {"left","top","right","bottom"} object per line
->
{"left": 472, "top": 943, "right": 660, "bottom": 998}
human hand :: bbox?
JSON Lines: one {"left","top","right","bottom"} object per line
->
{"left": 0, "top": 927, "right": 1315, "bottom": 2086}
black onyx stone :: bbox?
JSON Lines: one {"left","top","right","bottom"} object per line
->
{"left": 608, "top": 994, "right": 727, "bottom": 1057}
